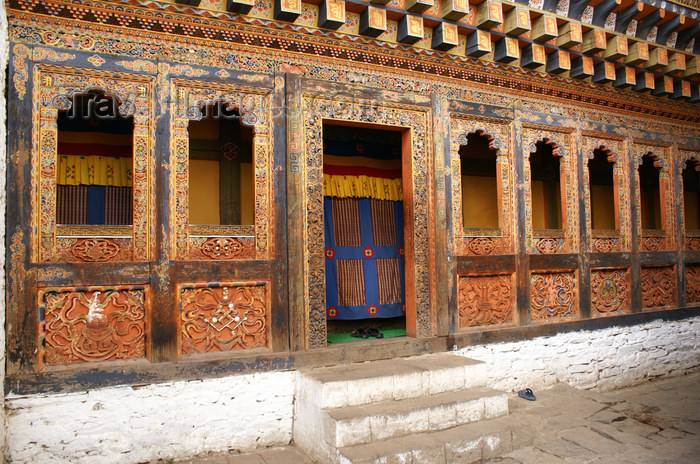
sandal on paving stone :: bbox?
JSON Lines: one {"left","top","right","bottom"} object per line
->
{"left": 351, "top": 328, "right": 369, "bottom": 339}
{"left": 518, "top": 388, "right": 536, "bottom": 401}
{"left": 366, "top": 328, "right": 384, "bottom": 338}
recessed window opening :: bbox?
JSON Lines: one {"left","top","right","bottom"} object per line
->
{"left": 638, "top": 154, "right": 662, "bottom": 230}
{"left": 56, "top": 91, "right": 134, "bottom": 225}
{"left": 459, "top": 132, "right": 499, "bottom": 230}
{"left": 683, "top": 159, "right": 700, "bottom": 231}
{"left": 188, "top": 102, "right": 254, "bottom": 226}
{"left": 530, "top": 141, "right": 562, "bottom": 230}
{"left": 588, "top": 148, "right": 616, "bottom": 232}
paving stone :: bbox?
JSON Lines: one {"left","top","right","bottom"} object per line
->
{"left": 226, "top": 452, "right": 266, "bottom": 464}
{"left": 587, "top": 422, "right": 656, "bottom": 449}
{"left": 505, "top": 446, "right": 566, "bottom": 464}
{"left": 586, "top": 407, "right": 628, "bottom": 424}
{"left": 658, "top": 427, "right": 687, "bottom": 439}
{"left": 558, "top": 426, "right": 626, "bottom": 454}
{"left": 613, "top": 417, "right": 660, "bottom": 437}
{"left": 259, "top": 447, "right": 314, "bottom": 464}
{"left": 533, "top": 435, "right": 598, "bottom": 462}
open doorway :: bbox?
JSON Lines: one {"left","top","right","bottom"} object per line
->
{"left": 322, "top": 123, "right": 406, "bottom": 343}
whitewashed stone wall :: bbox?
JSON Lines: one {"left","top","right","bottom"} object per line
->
{"left": 456, "top": 316, "right": 700, "bottom": 392}
{"left": 1, "top": 0, "right": 10, "bottom": 458}
{"left": 5, "top": 371, "right": 295, "bottom": 464}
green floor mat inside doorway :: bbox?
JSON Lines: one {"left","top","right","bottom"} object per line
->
{"left": 327, "top": 328, "right": 406, "bottom": 344}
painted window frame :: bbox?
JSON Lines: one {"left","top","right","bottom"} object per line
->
{"left": 170, "top": 79, "right": 274, "bottom": 261}
{"left": 450, "top": 117, "right": 514, "bottom": 256}
{"left": 32, "top": 65, "right": 154, "bottom": 263}
{"left": 582, "top": 136, "right": 629, "bottom": 253}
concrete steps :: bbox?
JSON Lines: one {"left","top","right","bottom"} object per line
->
{"left": 294, "top": 353, "right": 515, "bottom": 463}
{"left": 338, "top": 413, "right": 534, "bottom": 464}
{"left": 326, "top": 387, "right": 508, "bottom": 447}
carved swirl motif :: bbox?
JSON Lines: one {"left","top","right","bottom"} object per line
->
{"left": 641, "top": 267, "right": 675, "bottom": 308}
{"left": 467, "top": 238, "right": 496, "bottom": 255}
{"left": 535, "top": 238, "right": 561, "bottom": 254}
{"left": 686, "top": 237, "right": 700, "bottom": 251}
{"left": 201, "top": 237, "right": 244, "bottom": 260}
{"left": 591, "top": 270, "right": 629, "bottom": 314}
{"left": 593, "top": 238, "right": 618, "bottom": 253}
{"left": 530, "top": 272, "right": 577, "bottom": 320}
{"left": 71, "top": 239, "right": 121, "bottom": 262}
{"left": 42, "top": 289, "right": 146, "bottom": 366}
{"left": 643, "top": 237, "right": 664, "bottom": 252}
{"left": 180, "top": 285, "right": 268, "bottom": 354}
{"left": 458, "top": 275, "right": 513, "bottom": 327}
{"left": 686, "top": 265, "right": 700, "bottom": 304}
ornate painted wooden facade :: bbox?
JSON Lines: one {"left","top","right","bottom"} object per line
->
{"left": 4, "top": 0, "right": 700, "bottom": 393}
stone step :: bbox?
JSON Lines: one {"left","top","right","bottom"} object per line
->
{"left": 337, "top": 413, "right": 534, "bottom": 464}
{"left": 297, "top": 353, "right": 488, "bottom": 409}
{"left": 324, "top": 386, "right": 508, "bottom": 448}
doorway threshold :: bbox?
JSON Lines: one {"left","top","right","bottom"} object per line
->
{"left": 327, "top": 328, "right": 407, "bottom": 344}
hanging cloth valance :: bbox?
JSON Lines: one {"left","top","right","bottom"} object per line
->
{"left": 323, "top": 154, "right": 403, "bottom": 201}
{"left": 57, "top": 155, "right": 133, "bottom": 187}
{"left": 323, "top": 174, "right": 403, "bottom": 202}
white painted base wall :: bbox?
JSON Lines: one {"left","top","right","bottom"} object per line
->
{"left": 4, "top": 317, "right": 700, "bottom": 463}
{"left": 456, "top": 316, "right": 700, "bottom": 392}
{"left": 5, "top": 371, "right": 295, "bottom": 464}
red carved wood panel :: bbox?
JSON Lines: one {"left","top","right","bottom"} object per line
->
{"left": 530, "top": 271, "right": 578, "bottom": 320}
{"left": 590, "top": 269, "right": 631, "bottom": 316}
{"left": 458, "top": 274, "right": 514, "bottom": 328}
{"left": 179, "top": 283, "right": 269, "bottom": 354}
{"left": 188, "top": 237, "right": 256, "bottom": 260}
{"left": 686, "top": 265, "right": 700, "bottom": 305}
{"left": 56, "top": 238, "right": 133, "bottom": 263}
{"left": 641, "top": 266, "right": 676, "bottom": 309}
{"left": 39, "top": 287, "right": 148, "bottom": 367}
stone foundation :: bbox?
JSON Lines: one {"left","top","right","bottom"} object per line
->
{"left": 4, "top": 317, "right": 700, "bottom": 463}
{"left": 5, "top": 371, "right": 295, "bottom": 464}
{"left": 456, "top": 316, "right": 700, "bottom": 392}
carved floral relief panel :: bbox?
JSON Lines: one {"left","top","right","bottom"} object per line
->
{"left": 633, "top": 142, "right": 674, "bottom": 252}
{"left": 39, "top": 286, "right": 148, "bottom": 367}
{"left": 581, "top": 135, "right": 629, "bottom": 252}
{"left": 170, "top": 79, "right": 273, "bottom": 261}
{"left": 530, "top": 271, "right": 579, "bottom": 320}
{"left": 522, "top": 126, "right": 578, "bottom": 254}
{"left": 679, "top": 149, "right": 700, "bottom": 251}
{"left": 179, "top": 282, "right": 269, "bottom": 354}
{"left": 458, "top": 274, "right": 514, "bottom": 328}
{"left": 641, "top": 266, "right": 676, "bottom": 309}
{"left": 686, "top": 265, "right": 700, "bottom": 305}
{"left": 449, "top": 117, "right": 514, "bottom": 256}
{"left": 32, "top": 65, "right": 155, "bottom": 263}
{"left": 590, "top": 268, "right": 631, "bottom": 316}
{"left": 302, "top": 95, "right": 432, "bottom": 347}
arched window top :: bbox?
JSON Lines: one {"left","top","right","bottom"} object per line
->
{"left": 54, "top": 88, "right": 139, "bottom": 118}
{"left": 586, "top": 145, "right": 617, "bottom": 163}
{"left": 187, "top": 100, "right": 240, "bottom": 121}
{"left": 181, "top": 95, "right": 261, "bottom": 127}
{"left": 529, "top": 137, "right": 565, "bottom": 158}
{"left": 458, "top": 128, "right": 505, "bottom": 152}
{"left": 57, "top": 89, "right": 133, "bottom": 120}
{"left": 684, "top": 157, "right": 700, "bottom": 171}
{"left": 637, "top": 151, "right": 665, "bottom": 169}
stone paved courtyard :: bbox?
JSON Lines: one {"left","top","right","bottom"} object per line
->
{"left": 170, "top": 371, "right": 700, "bottom": 464}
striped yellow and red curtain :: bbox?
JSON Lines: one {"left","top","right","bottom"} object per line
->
{"left": 55, "top": 123, "right": 134, "bottom": 225}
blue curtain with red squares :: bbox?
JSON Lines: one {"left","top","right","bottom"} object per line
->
{"left": 324, "top": 197, "right": 405, "bottom": 320}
